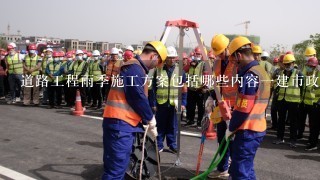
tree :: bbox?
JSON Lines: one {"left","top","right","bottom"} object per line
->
{"left": 0, "top": 39, "right": 7, "bottom": 49}
{"left": 292, "top": 33, "right": 320, "bottom": 65}
{"left": 269, "top": 44, "right": 287, "bottom": 62}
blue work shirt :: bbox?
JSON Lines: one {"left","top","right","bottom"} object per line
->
{"left": 45, "top": 61, "right": 61, "bottom": 76}
{"left": 103, "top": 56, "right": 153, "bottom": 132}
{"left": 229, "top": 60, "right": 265, "bottom": 137}
{"left": 150, "top": 64, "right": 187, "bottom": 108}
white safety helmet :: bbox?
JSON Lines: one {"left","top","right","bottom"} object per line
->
{"left": 46, "top": 48, "right": 53, "bottom": 52}
{"left": 126, "top": 45, "right": 134, "bottom": 52}
{"left": 111, "top": 47, "right": 119, "bottom": 55}
{"left": 167, "top": 46, "right": 178, "bottom": 58}
{"left": 92, "top": 50, "right": 100, "bottom": 56}
{"left": 76, "top": 49, "right": 84, "bottom": 55}
{"left": 9, "top": 42, "right": 17, "bottom": 48}
{"left": 261, "top": 51, "right": 270, "bottom": 58}
{"left": 118, "top": 48, "right": 123, "bottom": 54}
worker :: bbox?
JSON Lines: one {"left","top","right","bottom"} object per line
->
{"left": 273, "top": 54, "right": 304, "bottom": 147}
{"left": 118, "top": 48, "right": 124, "bottom": 60}
{"left": 0, "top": 49, "right": 7, "bottom": 99}
{"left": 5, "top": 44, "right": 23, "bottom": 104}
{"left": 302, "top": 57, "right": 319, "bottom": 150}
{"left": 41, "top": 48, "right": 53, "bottom": 105}
{"left": 308, "top": 61, "right": 320, "bottom": 151}
{"left": 226, "top": 36, "right": 270, "bottom": 179}
{"left": 89, "top": 50, "right": 103, "bottom": 109}
{"left": 102, "top": 41, "right": 167, "bottom": 179}
{"left": 61, "top": 52, "right": 74, "bottom": 107}
{"left": 45, "top": 51, "right": 63, "bottom": 109}
{"left": 68, "top": 50, "right": 89, "bottom": 109}
{"left": 151, "top": 46, "right": 187, "bottom": 153}
{"left": 208, "top": 34, "right": 236, "bottom": 179}
{"left": 208, "top": 51, "right": 216, "bottom": 71}
{"left": 23, "top": 44, "right": 42, "bottom": 106}
{"left": 185, "top": 47, "right": 208, "bottom": 128}
{"left": 252, "top": 46, "right": 273, "bottom": 77}
{"left": 104, "top": 47, "right": 123, "bottom": 100}
{"left": 123, "top": 50, "right": 134, "bottom": 62}
{"left": 297, "top": 47, "right": 317, "bottom": 138}
{"left": 182, "top": 52, "right": 191, "bottom": 73}
{"left": 269, "top": 55, "right": 285, "bottom": 130}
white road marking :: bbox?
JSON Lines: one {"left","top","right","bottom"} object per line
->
{"left": 0, "top": 165, "right": 37, "bottom": 180}
{"left": 80, "top": 114, "right": 202, "bottom": 138}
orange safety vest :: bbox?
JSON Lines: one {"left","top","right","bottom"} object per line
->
{"left": 105, "top": 60, "right": 122, "bottom": 82}
{"left": 236, "top": 65, "right": 270, "bottom": 132}
{"left": 103, "top": 59, "right": 148, "bottom": 126}
{"left": 213, "top": 59, "right": 238, "bottom": 107}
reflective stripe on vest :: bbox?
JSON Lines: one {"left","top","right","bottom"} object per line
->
{"left": 277, "top": 69, "right": 301, "bottom": 103}
{"left": 103, "top": 59, "right": 147, "bottom": 126}
{"left": 73, "top": 61, "right": 88, "bottom": 83}
{"left": 188, "top": 61, "right": 204, "bottom": 90}
{"left": 213, "top": 59, "right": 238, "bottom": 107}
{"left": 90, "top": 60, "right": 102, "bottom": 82}
{"left": 302, "top": 71, "right": 317, "bottom": 105}
{"left": 237, "top": 65, "right": 270, "bottom": 132}
{"left": 156, "top": 65, "right": 179, "bottom": 106}
{"left": 7, "top": 54, "right": 23, "bottom": 74}
{"left": 47, "top": 62, "right": 62, "bottom": 82}
{"left": 25, "top": 55, "right": 40, "bottom": 76}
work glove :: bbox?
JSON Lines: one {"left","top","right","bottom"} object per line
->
{"left": 147, "top": 116, "right": 158, "bottom": 139}
{"left": 225, "top": 129, "right": 234, "bottom": 140}
{"left": 205, "top": 96, "right": 215, "bottom": 114}
{"left": 218, "top": 101, "right": 232, "bottom": 121}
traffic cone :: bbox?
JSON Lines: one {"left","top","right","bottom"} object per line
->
{"left": 72, "top": 90, "right": 84, "bottom": 116}
{"left": 205, "top": 120, "right": 217, "bottom": 140}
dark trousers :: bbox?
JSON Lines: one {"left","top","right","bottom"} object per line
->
{"left": 91, "top": 82, "right": 102, "bottom": 107}
{"left": 86, "top": 87, "right": 92, "bottom": 104}
{"left": 186, "top": 89, "right": 205, "bottom": 126}
{"left": 70, "top": 86, "right": 86, "bottom": 107}
{"left": 216, "top": 121, "right": 231, "bottom": 172}
{"left": 62, "top": 80, "right": 72, "bottom": 106}
{"left": 0, "top": 76, "right": 5, "bottom": 97}
{"left": 309, "top": 104, "right": 320, "bottom": 146}
{"left": 298, "top": 103, "right": 313, "bottom": 137}
{"left": 270, "top": 94, "right": 279, "bottom": 129}
{"left": 277, "top": 100, "right": 299, "bottom": 141}
{"left": 48, "top": 82, "right": 62, "bottom": 106}
{"left": 8, "top": 74, "right": 22, "bottom": 100}
{"left": 155, "top": 104, "right": 178, "bottom": 150}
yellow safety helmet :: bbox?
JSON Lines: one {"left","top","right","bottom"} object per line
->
{"left": 283, "top": 54, "right": 296, "bottom": 64}
{"left": 252, "top": 45, "right": 262, "bottom": 54}
{"left": 211, "top": 34, "right": 229, "bottom": 56}
{"left": 304, "top": 47, "right": 316, "bottom": 56}
{"left": 145, "top": 41, "right": 167, "bottom": 62}
{"left": 228, "top": 36, "right": 252, "bottom": 55}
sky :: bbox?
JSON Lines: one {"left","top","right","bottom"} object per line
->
{"left": 1, "top": 0, "right": 319, "bottom": 51}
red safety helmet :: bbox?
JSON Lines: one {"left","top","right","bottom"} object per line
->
{"left": 279, "top": 54, "right": 285, "bottom": 63}
{"left": 182, "top": 52, "right": 188, "bottom": 59}
{"left": 66, "top": 52, "right": 73, "bottom": 58}
{"left": 306, "top": 57, "right": 318, "bottom": 67}
{"left": 7, "top": 45, "right": 14, "bottom": 51}
{"left": 87, "top": 52, "right": 92, "bottom": 57}
{"left": 194, "top": 47, "right": 201, "bottom": 54}
{"left": 52, "top": 51, "right": 60, "bottom": 57}
{"left": 286, "top": 51, "right": 293, "bottom": 55}
{"left": 59, "top": 51, "right": 65, "bottom": 57}
{"left": 273, "top": 57, "right": 279, "bottom": 63}
{"left": 208, "top": 52, "right": 215, "bottom": 59}
{"left": 28, "top": 44, "right": 37, "bottom": 50}
{"left": 123, "top": 50, "right": 133, "bottom": 60}
{"left": 104, "top": 50, "right": 110, "bottom": 55}
{"left": 82, "top": 49, "right": 88, "bottom": 54}
{"left": 190, "top": 52, "right": 194, "bottom": 57}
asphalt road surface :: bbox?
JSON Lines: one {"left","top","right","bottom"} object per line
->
{"left": 0, "top": 101, "right": 319, "bottom": 180}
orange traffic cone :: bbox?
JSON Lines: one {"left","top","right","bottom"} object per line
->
{"left": 205, "top": 120, "right": 217, "bottom": 140}
{"left": 72, "top": 90, "right": 84, "bottom": 116}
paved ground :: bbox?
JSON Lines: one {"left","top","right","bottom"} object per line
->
{"left": 0, "top": 100, "right": 319, "bottom": 180}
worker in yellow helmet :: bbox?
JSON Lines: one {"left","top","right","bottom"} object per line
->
{"left": 273, "top": 54, "right": 304, "bottom": 148}
{"left": 102, "top": 41, "right": 167, "bottom": 179}
{"left": 226, "top": 36, "right": 270, "bottom": 179}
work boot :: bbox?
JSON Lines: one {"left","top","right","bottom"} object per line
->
{"left": 169, "top": 147, "right": 178, "bottom": 154}
{"left": 289, "top": 141, "right": 297, "bottom": 148}
{"left": 273, "top": 139, "right": 285, "bottom": 145}
{"left": 208, "top": 170, "right": 229, "bottom": 179}
{"left": 305, "top": 145, "right": 317, "bottom": 151}
{"left": 185, "top": 121, "right": 196, "bottom": 127}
